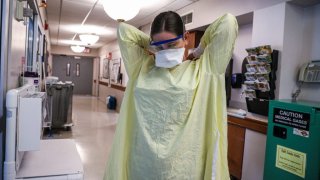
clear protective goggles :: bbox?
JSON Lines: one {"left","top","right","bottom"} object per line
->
{"left": 148, "top": 35, "right": 183, "bottom": 53}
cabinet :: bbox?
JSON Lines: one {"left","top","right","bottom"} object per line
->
{"left": 18, "top": 92, "right": 46, "bottom": 151}
{"left": 227, "top": 114, "right": 268, "bottom": 179}
{"left": 228, "top": 123, "right": 245, "bottom": 179}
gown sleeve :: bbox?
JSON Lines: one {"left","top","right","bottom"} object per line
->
{"left": 200, "top": 13, "right": 238, "bottom": 74}
{"left": 117, "top": 23, "right": 151, "bottom": 79}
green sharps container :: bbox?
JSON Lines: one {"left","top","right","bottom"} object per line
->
{"left": 264, "top": 100, "right": 320, "bottom": 179}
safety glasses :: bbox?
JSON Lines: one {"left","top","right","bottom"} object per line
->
{"left": 149, "top": 35, "right": 183, "bottom": 53}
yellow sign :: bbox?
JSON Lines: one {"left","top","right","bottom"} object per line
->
{"left": 276, "top": 145, "right": 306, "bottom": 178}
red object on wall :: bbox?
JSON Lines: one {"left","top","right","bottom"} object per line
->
{"left": 107, "top": 52, "right": 112, "bottom": 60}
{"left": 83, "top": 47, "right": 91, "bottom": 54}
{"left": 44, "top": 20, "right": 49, "bottom": 30}
{"left": 39, "top": 0, "right": 47, "bottom": 8}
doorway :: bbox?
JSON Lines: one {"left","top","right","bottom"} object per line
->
{"left": 0, "top": 0, "right": 4, "bottom": 178}
{"left": 52, "top": 55, "right": 93, "bottom": 95}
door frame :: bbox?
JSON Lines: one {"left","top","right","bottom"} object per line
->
{"left": 1, "top": 0, "right": 10, "bottom": 178}
{"left": 92, "top": 57, "right": 100, "bottom": 97}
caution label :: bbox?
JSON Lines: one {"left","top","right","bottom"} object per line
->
{"left": 276, "top": 145, "right": 306, "bottom": 178}
{"left": 273, "top": 108, "right": 310, "bottom": 130}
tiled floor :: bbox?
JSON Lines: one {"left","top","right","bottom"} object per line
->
{"left": 44, "top": 95, "right": 118, "bottom": 179}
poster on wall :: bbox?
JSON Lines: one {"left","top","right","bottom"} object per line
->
{"left": 102, "top": 58, "right": 110, "bottom": 79}
{"left": 110, "top": 58, "right": 121, "bottom": 84}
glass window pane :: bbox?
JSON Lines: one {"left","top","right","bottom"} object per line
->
{"left": 27, "top": 16, "right": 34, "bottom": 72}
{"left": 76, "top": 63, "right": 80, "bottom": 77}
{"left": 66, "top": 63, "right": 71, "bottom": 76}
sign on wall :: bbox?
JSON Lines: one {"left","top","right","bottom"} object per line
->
{"left": 102, "top": 58, "right": 109, "bottom": 79}
{"left": 110, "top": 58, "right": 121, "bottom": 84}
{"left": 102, "top": 58, "right": 122, "bottom": 85}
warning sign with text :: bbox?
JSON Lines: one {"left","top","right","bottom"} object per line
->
{"left": 276, "top": 145, "right": 306, "bottom": 178}
{"left": 273, "top": 108, "right": 310, "bottom": 130}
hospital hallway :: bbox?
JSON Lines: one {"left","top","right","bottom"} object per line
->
{"left": 45, "top": 96, "right": 118, "bottom": 179}
{"left": 1, "top": 0, "right": 320, "bottom": 179}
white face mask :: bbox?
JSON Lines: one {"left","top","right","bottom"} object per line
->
{"left": 155, "top": 48, "right": 185, "bottom": 68}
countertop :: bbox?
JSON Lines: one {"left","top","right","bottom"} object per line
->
{"left": 227, "top": 108, "right": 268, "bottom": 134}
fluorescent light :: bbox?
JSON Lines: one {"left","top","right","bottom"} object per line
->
{"left": 70, "top": 45, "right": 85, "bottom": 53}
{"left": 79, "top": 34, "right": 99, "bottom": 45}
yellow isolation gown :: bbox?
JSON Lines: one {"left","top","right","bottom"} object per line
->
{"left": 104, "top": 13, "right": 238, "bottom": 180}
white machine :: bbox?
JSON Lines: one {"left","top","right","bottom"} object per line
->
{"left": 4, "top": 84, "right": 84, "bottom": 180}
{"left": 20, "top": 77, "right": 40, "bottom": 92}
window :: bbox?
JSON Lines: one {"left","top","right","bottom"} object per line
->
{"left": 26, "top": 15, "right": 34, "bottom": 72}
{"left": 66, "top": 63, "right": 71, "bottom": 76}
{"left": 76, "top": 63, "right": 80, "bottom": 77}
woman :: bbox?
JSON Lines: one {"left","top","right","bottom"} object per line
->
{"left": 104, "top": 11, "right": 238, "bottom": 180}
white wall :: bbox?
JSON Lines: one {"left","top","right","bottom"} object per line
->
{"left": 139, "top": 0, "right": 289, "bottom": 31}
{"left": 140, "top": 22, "right": 151, "bottom": 35}
{"left": 279, "top": 3, "right": 306, "bottom": 99}
{"left": 97, "top": 40, "right": 126, "bottom": 107}
{"left": 241, "top": 130, "right": 267, "bottom": 180}
{"left": 293, "top": 4, "right": 320, "bottom": 101}
{"left": 98, "top": 40, "right": 127, "bottom": 85}
{"left": 230, "top": 23, "right": 253, "bottom": 109}
{"left": 7, "top": 0, "right": 27, "bottom": 90}
{"left": 305, "top": 4, "right": 320, "bottom": 61}
{"left": 252, "top": 2, "right": 320, "bottom": 101}
{"left": 251, "top": 3, "right": 286, "bottom": 99}
{"left": 176, "top": 0, "right": 288, "bottom": 30}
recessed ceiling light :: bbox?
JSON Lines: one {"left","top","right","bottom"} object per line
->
{"left": 102, "top": 0, "right": 140, "bottom": 21}
{"left": 59, "top": 40, "right": 87, "bottom": 46}
{"left": 70, "top": 45, "right": 85, "bottom": 53}
{"left": 79, "top": 34, "right": 99, "bottom": 45}
{"left": 60, "top": 25, "right": 115, "bottom": 36}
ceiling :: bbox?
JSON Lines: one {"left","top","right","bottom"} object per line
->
{"left": 46, "top": 0, "right": 199, "bottom": 49}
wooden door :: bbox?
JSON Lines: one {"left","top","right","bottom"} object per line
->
{"left": 228, "top": 123, "right": 246, "bottom": 179}
{"left": 185, "top": 31, "right": 204, "bottom": 58}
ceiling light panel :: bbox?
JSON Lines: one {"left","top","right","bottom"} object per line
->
{"left": 59, "top": 40, "right": 87, "bottom": 46}
{"left": 60, "top": 24, "right": 115, "bottom": 36}
{"left": 70, "top": 45, "right": 85, "bottom": 53}
{"left": 79, "top": 34, "right": 99, "bottom": 45}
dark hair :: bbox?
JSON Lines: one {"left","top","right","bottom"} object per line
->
{"left": 150, "top": 11, "right": 185, "bottom": 39}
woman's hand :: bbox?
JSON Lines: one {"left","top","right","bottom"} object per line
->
{"left": 187, "top": 53, "right": 196, "bottom": 61}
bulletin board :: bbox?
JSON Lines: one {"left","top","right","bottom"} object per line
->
{"left": 109, "top": 58, "right": 121, "bottom": 84}
{"left": 102, "top": 58, "right": 110, "bottom": 79}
